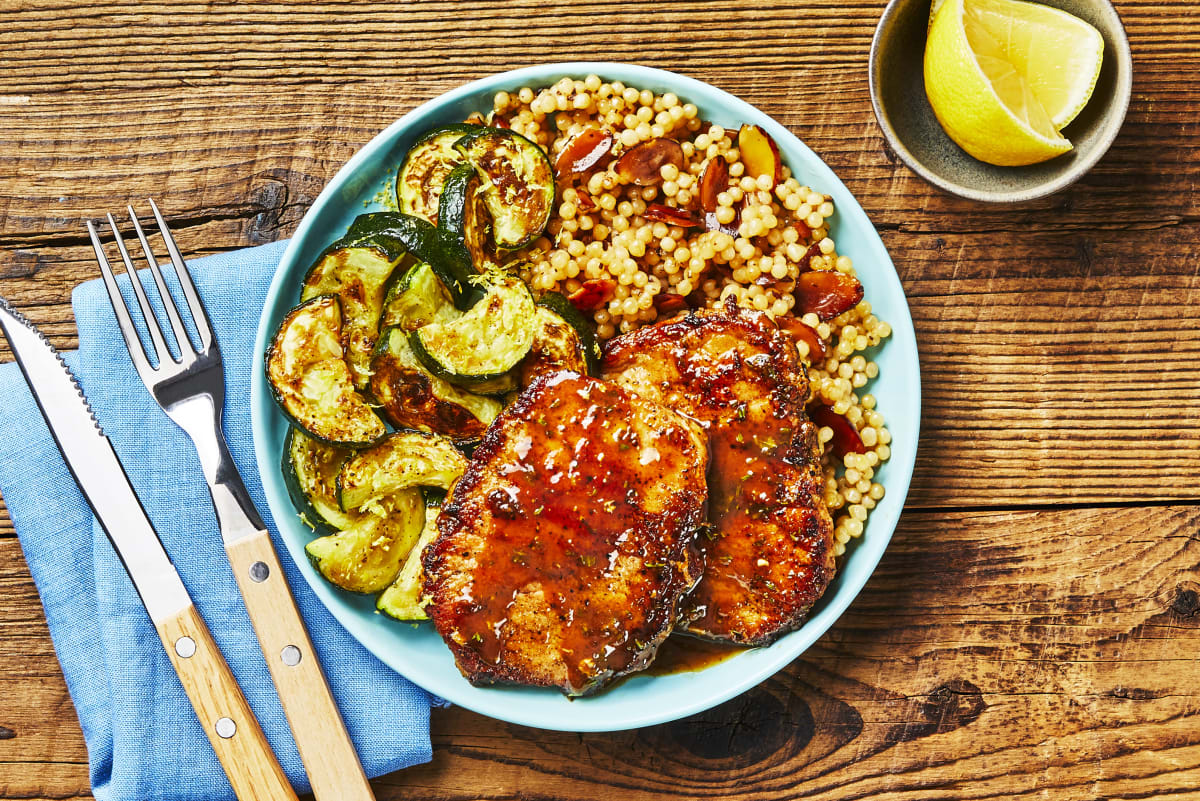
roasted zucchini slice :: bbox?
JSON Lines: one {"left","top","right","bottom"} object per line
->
{"left": 380, "top": 261, "right": 457, "bottom": 332}
{"left": 265, "top": 295, "right": 387, "bottom": 448}
{"left": 376, "top": 507, "right": 441, "bottom": 621}
{"left": 437, "top": 162, "right": 492, "bottom": 271}
{"left": 304, "top": 488, "right": 425, "bottom": 594}
{"left": 455, "top": 127, "right": 554, "bottom": 249}
{"left": 340, "top": 212, "right": 481, "bottom": 311}
{"left": 462, "top": 372, "right": 517, "bottom": 396}
{"left": 337, "top": 430, "right": 469, "bottom": 512}
{"left": 410, "top": 275, "right": 535, "bottom": 385}
{"left": 300, "top": 244, "right": 404, "bottom": 389}
{"left": 396, "top": 123, "right": 478, "bottom": 224}
{"left": 536, "top": 290, "right": 602, "bottom": 373}
{"left": 282, "top": 428, "right": 355, "bottom": 533}
{"left": 519, "top": 305, "right": 589, "bottom": 387}
{"left": 369, "top": 326, "right": 502, "bottom": 442}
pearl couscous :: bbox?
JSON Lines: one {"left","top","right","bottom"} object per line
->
{"left": 491, "top": 76, "right": 893, "bottom": 557}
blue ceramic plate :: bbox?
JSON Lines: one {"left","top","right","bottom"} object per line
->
{"left": 250, "top": 62, "right": 920, "bottom": 732}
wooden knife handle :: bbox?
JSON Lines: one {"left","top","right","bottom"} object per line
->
{"left": 156, "top": 604, "right": 299, "bottom": 801}
{"left": 226, "top": 530, "right": 376, "bottom": 801}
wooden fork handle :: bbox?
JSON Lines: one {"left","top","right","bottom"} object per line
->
{"left": 226, "top": 530, "right": 376, "bottom": 801}
{"left": 156, "top": 604, "right": 299, "bottom": 800}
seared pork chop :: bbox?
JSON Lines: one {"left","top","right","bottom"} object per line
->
{"left": 601, "top": 300, "right": 835, "bottom": 646}
{"left": 423, "top": 371, "right": 709, "bottom": 695}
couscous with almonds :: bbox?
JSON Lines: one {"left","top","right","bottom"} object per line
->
{"left": 490, "top": 75, "right": 893, "bottom": 557}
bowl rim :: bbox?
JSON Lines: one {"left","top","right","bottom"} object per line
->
{"left": 250, "top": 61, "right": 923, "bottom": 731}
{"left": 868, "top": 0, "right": 1133, "bottom": 203}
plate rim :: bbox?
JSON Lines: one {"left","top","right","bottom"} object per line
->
{"left": 250, "top": 61, "right": 921, "bottom": 732}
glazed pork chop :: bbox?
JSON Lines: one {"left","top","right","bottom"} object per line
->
{"left": 601, "top": 300, "right": 835, "bottom": 646}
{"left": 423, "top": 371, "right": 709, "bottom": 696}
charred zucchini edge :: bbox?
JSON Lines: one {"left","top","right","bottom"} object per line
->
{"left": 455, "top": 127, "right": 555, "bottom": 250}
{"left": 336, "top": 430, "right": 469, "bottom": 512}
{"left": 265, "top": 294, "right": 388, "bottom": 448}
{"left": 396, "top": 123, "right": 479, "bottom": 224}
{"left": 410, "top": 276, "right": 536, "bottom": 384}
{"left": 282, "top": 427, "right": 357, "bottom": 533}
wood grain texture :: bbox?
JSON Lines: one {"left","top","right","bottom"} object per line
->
{"left": 1, "top": 0, "right": 1198, "bottom": 798}
{"left": 225, "top": 531, "right": 375, "bottom": 801}
{"left": 4, "top": 500, "right": 1199, "bottom": 799}
{"left": 155, "top": 604, "right": 299, "bottom": 800}
{"left": 0, "top": 101, "right": 1197, "bottom": 508}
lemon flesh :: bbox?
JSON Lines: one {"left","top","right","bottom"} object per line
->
{"left": 968, "top": 0, "right": 1104, "bottom": 129}
{"left": 925, "top": 0, "right": 1104, "bottom": 166}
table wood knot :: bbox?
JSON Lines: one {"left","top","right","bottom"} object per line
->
{"left": 246, "top": 169, "right": 321, "bottom": 243}
{"left": 1170, "top": 581, "right": 1200, "bottom": 618}
{"left": 662, "top": 686, "right": 805, "bottom": 761}
{"left": 920, "top": 679, "right": 986, "bottom": 734}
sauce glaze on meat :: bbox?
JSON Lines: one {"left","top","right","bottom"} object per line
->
{"left": 423, "top": 371, "right": 709, "bottom": 695}
{"left": 601, "top": 300, "right": 836, "bottom": 646}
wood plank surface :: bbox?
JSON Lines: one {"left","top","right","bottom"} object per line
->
{"left": 4, "top": 501, "right": 1199, "bottom": 799}
{"left": 1, "top": 0, "right": 1198, "bottom": 798}
{"left": 1, "top": 90, "right": 1197, "bottom": 508}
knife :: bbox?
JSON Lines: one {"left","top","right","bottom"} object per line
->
{"left": 0, "top": 297, "right": 298, "bottom": 801}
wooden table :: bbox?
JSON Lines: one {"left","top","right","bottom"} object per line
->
{"left": 2, "top": 1, "right": 1198, "bottom": 798}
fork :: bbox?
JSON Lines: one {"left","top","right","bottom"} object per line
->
{"left": 88, "top": 200, "right": 376, "bottom": 801}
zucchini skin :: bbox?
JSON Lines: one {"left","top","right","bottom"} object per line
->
{"left": 437, "top": 162, "right": 492, "bottom": 271}
{"left": 455, "top": 127, "right": 555, "bottom": 250}
{"left": 396, "top": 123, "right": 479, "bottom": 224}
{"left": 282, "top": 427, "right": 355, "bottom": 534}
{"left": 422, "top": 488, "right": 447, "bottom": 508}
{"left": 368, "top": 326, "right": 501, "bottom": 443}
{"left": 265, "top": 294, "right": 388, "bottom": 449}
{"left": 341, "top": 212, "right": 482, "bottom": 311}
{"left": 534, "top": 291, "right": 602, "bottom": 374}
{"left": 409, "top": 276, "right": 536, "bottom": 386}
{"left": 436, "top": 163, "right": 474, "bottom": 240}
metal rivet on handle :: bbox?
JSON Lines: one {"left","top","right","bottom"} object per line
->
{"left": 249, "top": 561, "right": 270, "bottom": 582}
{"left": 175, "top": 636, "right": 196, "bottom": 658}
{"left": 215, "top": 717, "right": 237, "bottom": 739}
{"left": 281, "top": 645, "right": 302, "bottom": 666}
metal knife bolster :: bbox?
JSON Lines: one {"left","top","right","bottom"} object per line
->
{"left": 0, "top": 298, "right": 191, "bottom": 622}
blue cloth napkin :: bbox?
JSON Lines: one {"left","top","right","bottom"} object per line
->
{"left": 0, "top": 240, "right": 432, "bottom": 800}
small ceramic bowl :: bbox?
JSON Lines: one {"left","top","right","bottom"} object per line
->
{"left": 869, "top": 0, "right": 1132, "bottom": 202}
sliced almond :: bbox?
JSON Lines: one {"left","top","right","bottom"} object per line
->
{"left": 737, "top": 124, "right": 783, "bottom": 190}
{"left": 555, "top": 127, "right": 614, "bottom": 177}
{"left": 614, "top": 138, "right": 685, "bottom": 186}
{"left": 568, "top": 278, "right": 617, "bottom": 312}
{"left": 795, "top": 271, "right": 864, "bottom": 321}
{"left": 643, "top": 203, "right": 701, "bottom": 228}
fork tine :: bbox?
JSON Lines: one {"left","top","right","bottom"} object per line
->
{"left": 88, "top": 220, "right": 155, "bottom": 375}
{"left": 148, "top": 199, "right": 213, "bottom": 352}
{"left": 128, "top": 206, "right": 195, "bottom": 358}
{"left": 106, "top": 213, "right": 174, "bottom": 367}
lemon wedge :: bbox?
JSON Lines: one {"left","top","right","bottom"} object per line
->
{"left": 925, "top": 0, "right": 1105, "bottom": 166}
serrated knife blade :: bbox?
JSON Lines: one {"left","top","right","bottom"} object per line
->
{"left": 0, "top": 297, "right": 190, "bottom": 621}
